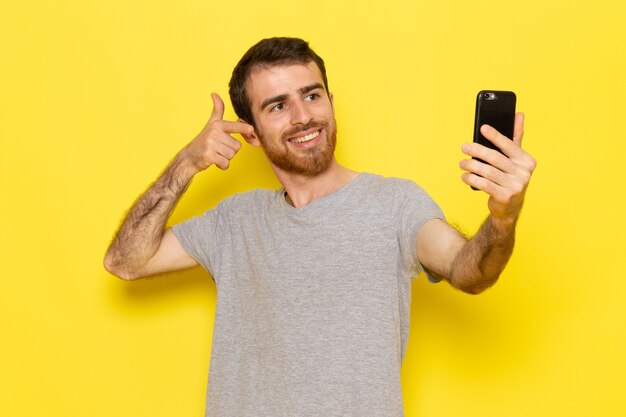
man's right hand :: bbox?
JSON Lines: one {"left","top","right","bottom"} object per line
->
{"left": 183, "top": 93, "right": 255, "bottom": 172}
{"left": 104, "top": 93, "right": 254, "bottom": 280}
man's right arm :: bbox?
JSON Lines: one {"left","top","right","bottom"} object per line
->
{"left": 103, "top": 93, "right": 254, "bottom": 280}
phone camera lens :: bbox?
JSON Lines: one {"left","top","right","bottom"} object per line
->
{"left": 484, "top": 93, "right": 491, "bottom": 99}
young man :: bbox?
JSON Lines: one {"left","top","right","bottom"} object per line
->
{"left": 104, "top": 37, "right": 536, "bottom": 416}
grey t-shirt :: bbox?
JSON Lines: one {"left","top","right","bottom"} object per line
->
{"left": 173, "top": 172, "right": 445, "bottom": 417}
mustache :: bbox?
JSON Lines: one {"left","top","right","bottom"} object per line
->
{"left": 282, "top": 122, "right": 325, "bottom": 139}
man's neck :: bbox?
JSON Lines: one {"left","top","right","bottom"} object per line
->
{"left": 272, "top": 159, "right": 359, "bottom": 208}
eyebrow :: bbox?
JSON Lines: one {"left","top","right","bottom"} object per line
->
{"left": 260, "top": 83, "right": 325, "bottom": 110}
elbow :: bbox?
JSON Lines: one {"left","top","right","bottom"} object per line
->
{"left": 103, "top": 254, "right": 140, "bottom": 281}
{"left": 463, "top": 285, "right": 489, "bottom": 295}
{"left": 448, "top": 260, "right": 502, "bottom": 295}
{"left": 455, "top": 283, "right": 489, "bottom": 295}
{"left": 451, "top": 275, "right": 499, "bottom": 295}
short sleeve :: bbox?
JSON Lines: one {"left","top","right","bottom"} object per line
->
{"left": 396, "top": 180, "right": 446, "bottom": 283}
{"left": 172, "top": 199, "right": 230, "bottom": 279}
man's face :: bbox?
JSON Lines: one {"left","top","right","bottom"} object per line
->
{"left": 245, "top": 62, "right": 337, "bottom": 176}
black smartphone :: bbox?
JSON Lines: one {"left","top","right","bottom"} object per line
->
{"left": 473, "top": 90, "right": 516, "bottom": 154}
{"left": 471, "top": 90, "right": 516, "bottom": 189}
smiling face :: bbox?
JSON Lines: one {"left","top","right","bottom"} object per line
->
{"left": 244, "top": 62, "right": 337, "bottom": 176}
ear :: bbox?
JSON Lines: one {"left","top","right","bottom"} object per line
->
{"left": 329, "top": 92, "right": 335, "bottom": 113}
{"left": 239, "top": 118, "right": 261, "bottom": 147}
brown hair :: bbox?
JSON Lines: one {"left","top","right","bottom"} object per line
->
{"left": 228, "top": 37, "right": 329, "bottom": 127}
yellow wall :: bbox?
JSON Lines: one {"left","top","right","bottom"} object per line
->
{"left": 1, "top": 1, "right": 624, "bottom": 416}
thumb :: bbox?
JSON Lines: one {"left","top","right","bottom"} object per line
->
{"left": 208, "top": 93, "right": 225, "bottom": 122}
{"left": 512, "top": 112, "right": 525, "bottom": 146}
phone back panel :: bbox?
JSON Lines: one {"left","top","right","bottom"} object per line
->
{"left": 473, "top": 90, "right": 516, "bottom": 153}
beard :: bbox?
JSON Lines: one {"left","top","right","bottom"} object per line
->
{"left": 257, "top": 119, "right": 337, "bottom": 176}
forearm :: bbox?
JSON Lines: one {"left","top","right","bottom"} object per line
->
{"left": 449, "top": 112, "right": 534, "bottom": 293}
{"left": 104, "top": 94, "right": 251, "bottom": 279}
{"left": 104, "top": 150, "right": 197, "bottom": 279}
{"left": 448, "top": 215, "right": 517, "bottom": 294}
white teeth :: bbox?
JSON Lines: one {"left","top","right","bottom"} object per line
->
{"left": 290, "top": 130, "right": 320, "bottom": 143}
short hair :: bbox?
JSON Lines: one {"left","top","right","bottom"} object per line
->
{"left": 228, "top": 37, "right": 329, "bottom": 126}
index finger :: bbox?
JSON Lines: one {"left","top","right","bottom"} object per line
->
{"left": 216, "top": 120, "right": 255, "bottom": 135}
{"left": 479, "top": 122, "right": 527, "bottom": 160}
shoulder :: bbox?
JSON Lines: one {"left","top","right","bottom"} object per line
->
{"left": 227, "top": 188, "right": 277, "bottom": 204}
{"left": 357, "top": 173, "right": 442, "bottom": 220}
{"left": 214, "top": 188, "right": 279, "bottom": 215}
{"left": 358, "top": 172, "right": 430, "bottom": 198}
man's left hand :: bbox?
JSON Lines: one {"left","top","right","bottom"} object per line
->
{"left": 459, "top": 112, "right": 537, "bottom": 221}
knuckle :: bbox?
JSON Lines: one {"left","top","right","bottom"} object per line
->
{"left": 207, "top": 123, "right": 225, "bottom": 136}
{"left": 204, "top": 139, "right": 217, "bottom": 152}
{"left": 507, "top": 179, "right": 523, "bottom": 196}
{"left": 228, "top": 139, "right": 241, "bottom": 152}
{"left": 485, "top": 164, "right": 500, "bottom": 179}
{"left": 473, "top": 147, "right": 485, "bottom": 159}
{"left": 474, "top": 162, "right": 487, "bottom": 177}
{"left": 205, "top": 150, "right": 218, "bottom": 164}
{"left": 482, "top": 183, "right": 494, "bottom": 196}
{"left": 208, "top": 126, "right": 223, "bottom": 137}
{"left": 501, "top": 193, "right": 513, "bottom": 205}
{"left": 476, "top": 175, "right": 489, "bottom": 189}
{"left": 479, "top": 147, "right": 495, "bottom": 161}
{"left": 204, "top": 120, "right": 217, "bottom": 132}
{"left": 207, "top": 136, "right": 224, "bottom": 150}
{"left": 215, "top": 159, "right": 226, "bottom": 170}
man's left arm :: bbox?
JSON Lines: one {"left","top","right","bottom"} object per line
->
{"left": 417, "top": 113, "right": 536, "bottom": 294}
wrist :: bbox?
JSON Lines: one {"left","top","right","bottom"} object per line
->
{"left": 151, "top": 151, "right": 197, "bottom": 199}
{"left": 174, "top": 147, "right": 203, "bottom": 178}
{"left": 488, "top": 213, "right": 518, "bottom": 233}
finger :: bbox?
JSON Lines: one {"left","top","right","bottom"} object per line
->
{"left": 215, "top": 120, "right": 255, "bottom": 135}
{"left": 459, "top": 158, "right": 509, "bottom": 187}
{"left": 479, "top": 124, "right": 526, "bottom": 160}
{"left": 478, "top": 120, "right": 535, "bottom": 171}
{"left": 461, "top": 172, "right": 503, "bottom": 196}
{"left": 462, "top": 141, "right": 535, "bottom": 192}
{"left": 222, "top": 134, "right": 243, "bottom": 152}
{"left": 512, "top": 112, "right": 525, "bottom": 147}
{"left": 461, "top": 172, "right": 518, "bottom": 205}
{"left": 461, "top": 142, "right": 516, "bottom": 174}
{"left": 208, "top": 93, "right": 225, "bottom": 123}
{"left": 204, "top": 141, "right": 237, "bottom": 170}
{"left": 213, "top": 153, "right": 231, "bottom": 170}
{"left": 213, "top": 137, "right": 242, "bottom": 160}
{"left": 203, "top": 131, "right": 242, "bottom": 155}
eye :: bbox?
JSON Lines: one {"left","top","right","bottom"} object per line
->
{"left": 305, "top": 93, "right": 320, "bottom": 101}
{"left": 270, "top": 102, "right": 285, "bottom": 112}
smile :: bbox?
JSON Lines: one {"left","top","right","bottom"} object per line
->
{"left": 288, "top": 130, "right": 320, "bottom": 144}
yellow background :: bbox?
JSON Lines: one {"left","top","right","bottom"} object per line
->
{"left": 1, "top": 0, "right": 625, "bottom": 416}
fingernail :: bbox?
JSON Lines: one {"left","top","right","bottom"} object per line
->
{"left": 462, "top": 144, "right": 470, "bottom": 153}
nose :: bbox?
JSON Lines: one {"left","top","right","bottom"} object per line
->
{"left": 290, "top": 100, "right": 312, "bottom": 126}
